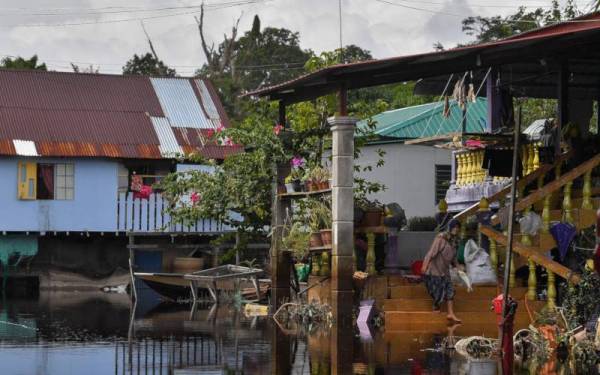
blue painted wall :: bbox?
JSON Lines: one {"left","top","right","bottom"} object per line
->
{"left": 0, "top": 157, "right": 118, "bottom": 232}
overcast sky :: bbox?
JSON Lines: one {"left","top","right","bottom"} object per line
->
{"left": 0, "top": 0, "right": 592, "bottom": 76}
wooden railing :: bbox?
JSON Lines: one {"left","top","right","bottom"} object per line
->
{"left": 452, "top": 149, "right": 594, "bottom": 308}
{"left": 116, "top": 192, "right": 230, "bottom": 234}
{"left": 454, "top": 151, "right": 572, "bottom": 223}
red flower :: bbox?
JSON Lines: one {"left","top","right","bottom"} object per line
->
{"left": 273, "top": 124, "right": 283, "bottom": 135}
{"left": 190, "top": 192, "right": 200, "bottom": 205}
{"left": 206, "top": 129, "right": 215, "bottom": 138}
{"left": 216, "top": 124, "right": 225, "bottom": 133}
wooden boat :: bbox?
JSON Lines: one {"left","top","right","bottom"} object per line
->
{"left": 134, "top": 272, "right": 201, "bottom": 301}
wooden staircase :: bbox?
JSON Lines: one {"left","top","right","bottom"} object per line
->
{"left": 382, "top": 148, "right": 599, "bottom": 346}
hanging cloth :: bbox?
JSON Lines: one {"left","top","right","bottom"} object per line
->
{"left": 549, "top": 222, "right": 577, "bottom": 262}
{"left": 443, "top": 96, "right": 450, "bottom": 118}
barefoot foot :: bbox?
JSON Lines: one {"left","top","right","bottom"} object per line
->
{"left": 447, "top": 314, "right": 462, "bottom": 323}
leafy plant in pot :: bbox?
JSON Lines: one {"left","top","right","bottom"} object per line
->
{"left": 307, "top": 199, "right": 324, "bottom": 248}
{"left": 281, "top": 222, "right": 310, "bottom": 259}
{"left": 309, "top": 166, "right": 331, "bottom": 191}
{"left": 285, "top": 168, "right": 305, "bottom": 192}
{"left": 357, "top": 198, "right": 384, "bottom": 227}
{"left": 314, "top": 199, "right": 332, "bottom": 246}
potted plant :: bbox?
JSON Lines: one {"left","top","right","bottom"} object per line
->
{"left": 281, "top": 222, "right": 310, "bottom": 258}
{"left": 316, "top": 199, "right": 332, "bottom": 245}
{"left": 309, "top": 166, "right": 331, "bottom": 190}
{"left": 285, "top": 168, "right": 304, "bottom": 192}
{"left": 357, "top": 198, "right": 384, "bottom": 227}
{"left": 302, "top": 169, "right": 316, "bottom": 192}
{"left": 308, "top": 199, "right": 324, "bottom": 248}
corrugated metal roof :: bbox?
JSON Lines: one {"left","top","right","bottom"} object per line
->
{"left": 13, "top": 140, "right": 38, "bottom": 156}
{"left": 0, "top": 70, "right": 238, "bottom": 160}
{"left": 194, "top": 79, "right": 220, "bottom": 121}
{"left": 358, "top": 98, "right": 487, "bottom": 139}
{"left": 151, "top": 117, "right": 184, "bottom": 157}
{"left": 150, "top": 78, "right": 212, "bottom": 129}
{"left": 245, "top": 13, "right": 600, "bottom": 103}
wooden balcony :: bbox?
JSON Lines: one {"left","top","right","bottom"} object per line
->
{"left": 116, "top": 193, "right": 232, "bottom": 234}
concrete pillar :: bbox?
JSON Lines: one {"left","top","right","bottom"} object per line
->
{"left": 329, "top": 116, "right": 356, "bottom": 325}
{"left": 329, "top": 116, "right": 356, "bottom": 375}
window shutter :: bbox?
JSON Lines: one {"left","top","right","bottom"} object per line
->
{"left": 17, "top": 162, "right": 37, "bottom": 200}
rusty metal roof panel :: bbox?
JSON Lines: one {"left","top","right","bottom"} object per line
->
{"left": 0, "top": 139, "right": 15, "bottom": 155}
{"left": 150, "top": 78, "right": 212, "bottom": 129}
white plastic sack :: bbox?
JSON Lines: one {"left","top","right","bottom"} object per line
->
{"left": 518, "top": 211, "right": 542, "bottom": 236}
{"left": 464, "top": 239, "right": 497, "bottom": 285}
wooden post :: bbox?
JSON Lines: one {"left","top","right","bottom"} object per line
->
{"left": 547, "top": 269, "right": 556, "bottom": 308}
{"left": 558, "top": 61, "right": 569, "bottom": 156}
{"left": 490, "top": 238, "right": 498, "bottom": 272}
{"left": 527, "top": 259, "right": 537, "bottom": 301}
{"left": 563, "top": 181, "right": 574, "bottom": 225}
{"left": 366, "top": 232, "right": 376, "bottom": 275}
{"left": 500, "top": 104, "right": 522, "bottom": 349}
{"left": 270, "top": 102, "right": 291, "bottom": 311}
{"left": 582, "top": 171, "right": 593, "bottom": 210}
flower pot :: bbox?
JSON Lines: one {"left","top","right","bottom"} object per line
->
{"left": 320, "top": 229, "right": 332, "bottom": 245}
{"left": 292, "top": 180, "right": 303, "bottom": 192}
{"left": 306, "top": 180, "right": 316, "bottom": 191}
{"left": 309, "top": 232, "right": 323, "bottom": 248}
{"left": 361, "top": 209, "right": 383, "bottom": 227}
{"left": 277, "top": 184, "right": 287, "bottom": 194}
{"left": 284, "top": 183, "right": 294, "bottom": 193}
{"left": 318, "top": 181, "right": 329, "bottom": 190}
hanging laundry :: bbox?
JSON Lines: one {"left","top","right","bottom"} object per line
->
{"left": 467, "top": 83, "right": 476, "bottom": 103}
{"left": 549, "top": 222, "right": 577, "bottom": 262}
{"left": 443, "top": 96, "right": 450, "bottom": 118}
{"left": 452, "top": 80, "right": 467, "bottom": 110}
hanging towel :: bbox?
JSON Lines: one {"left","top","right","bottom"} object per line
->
{"left": 549, "top": 222, "right": 577, "bottom": 262}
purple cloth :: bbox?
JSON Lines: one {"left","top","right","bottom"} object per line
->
{"left": 550, "top": 222, "right": 576, "bottom": 261}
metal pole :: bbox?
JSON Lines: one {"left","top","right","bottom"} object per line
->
{"left": 500, "top": 104, "right": 522, "bottom": 346}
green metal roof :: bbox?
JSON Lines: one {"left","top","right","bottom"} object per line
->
{"left": 358, "top": 97, "right": 487, "bottom": 140}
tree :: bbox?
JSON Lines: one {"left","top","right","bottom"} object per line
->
{"left": 71, "top": 63, "right": 100, "bottom": 74}
{"left": 122, "top": 53, "right": 176, "bottom": 76}
{"left": 1, "top": 55, "right": 47, "bottom": 70}
{"left": 461, "top": 1, "right": 579, "bottom": 44}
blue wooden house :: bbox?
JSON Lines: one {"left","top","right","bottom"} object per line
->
{"left": 0, "top": 69, "right": 241, "bottom": 235}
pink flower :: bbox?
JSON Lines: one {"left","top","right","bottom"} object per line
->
{"left": 291, "top": 156, "right": 305, "bottom": 168}
{"left": 206, "top": 129, "right": 215, "bottom": 138}
{"left": 216, "top": 124, "right": 225, "bottom": 133}
{"left": 273, "top": 124, "right": 283, "bottom": 135}
{"left": 190, "top": 192, "right": 200, "bottom": 204}
{"left": 224, "top": 137, "right": 234, "bottom": 146}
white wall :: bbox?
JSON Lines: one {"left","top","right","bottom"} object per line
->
{"left": 357, "top": 143, "right": 452, "bottom": 218}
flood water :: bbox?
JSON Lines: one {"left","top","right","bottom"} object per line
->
{"left": 0, "top": 291, "right": 505, "bottom": 374}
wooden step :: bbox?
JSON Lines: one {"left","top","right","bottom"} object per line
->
{"left": 389, "top": 285, "right": 527, "bottom": 299}
{"left": 385, "top": 311, "right": 532, "bottom": 331}
{"left": 383, "top": 298, "right": 545, "bottom": 312}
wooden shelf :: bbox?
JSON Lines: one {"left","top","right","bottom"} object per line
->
{"left": 309, "top": 245, "right": 332, "bottom": 252}
{"left": 278, "top": 188, "right": 332, "bottom": 199}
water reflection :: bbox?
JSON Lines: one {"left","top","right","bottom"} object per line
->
{"left": 0, "top": 291, "right": 546, "bottom": 374}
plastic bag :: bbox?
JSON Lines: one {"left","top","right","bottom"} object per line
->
{"left": 464, "top": 239, "right": 497, "bottom": 285}
{"left": 518, "top": 211, "right": 542, "bottom": 236}
{"left": 295, "top": 263, "right": 310, "bottom": 282}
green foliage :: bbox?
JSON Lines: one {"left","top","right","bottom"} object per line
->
{"left": 281, "top": 222, "right": 310, "bottom": 258}
{"left": 122, "top": 52, "right": 176, "bottom": 76}
{"left": 561, "top": 269, "right": 600, "bottom": 328}
{"left": 407, "top": 216, "right": 438, "bottom": 232}
{"left": 1, "top": 55, "right": 47, "bottom": 70}
{"left": 572, "top": 339, "right": 600, "bottom": 372}
{"left": 461, "top": 0, "right": 580, "bottom": 44}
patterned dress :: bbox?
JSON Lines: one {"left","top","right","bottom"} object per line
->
{"left": 422, "top": 233, "right": 458, "bottom": 310}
